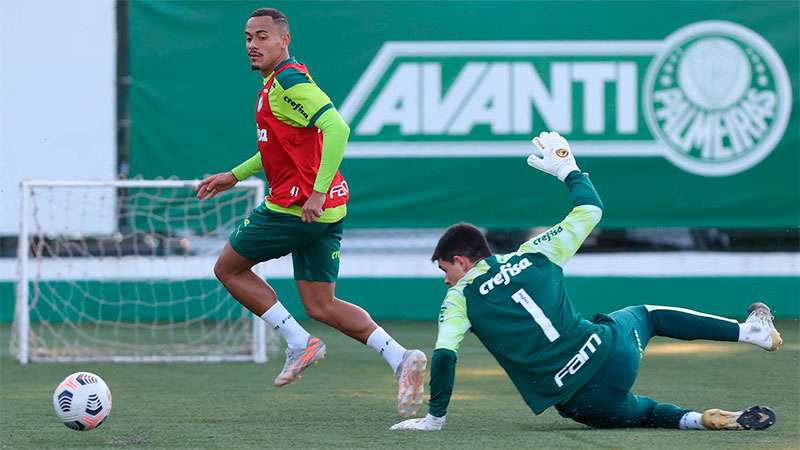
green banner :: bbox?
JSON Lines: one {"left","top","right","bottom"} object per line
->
{"left": 128, "top": 1, "right": 799, "bottom": 228}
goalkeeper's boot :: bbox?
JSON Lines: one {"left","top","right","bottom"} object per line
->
{"left": 273, "top": 337, "right": 327, "bottom": 387}
{"left": 743, "top": 302, "right": 782, "bottom": 351}
{"left": 702, "top": 406, "right": 776, "bottom": 430}
{"left": 396, "top": 349, "right": 427, "bottom": 417}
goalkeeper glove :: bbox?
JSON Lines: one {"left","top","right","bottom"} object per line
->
{"left": 527, "top": 131, "right": 581, "bottom": 182}
{"left": 389, "top": 414, "right": 446, "bottom": 431}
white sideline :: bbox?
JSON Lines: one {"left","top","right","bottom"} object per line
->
{"left": 0, "top": 252, "right": 798, "bottom": 281}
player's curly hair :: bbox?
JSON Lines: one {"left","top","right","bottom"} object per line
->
{"left": 431, "top": 223, "right": 492, "bottom": 263}
{"left": 249, "top": 8, "right": 289, "bottom": 31}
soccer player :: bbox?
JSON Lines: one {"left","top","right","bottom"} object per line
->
{"left": 196, "top": 8, "right": 425, "bottom": 417}
{"left": 391, "top": 132, "right": 782, "bottom": 431}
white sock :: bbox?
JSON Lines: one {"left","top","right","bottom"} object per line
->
{"left": 679, "top": 411, "right": 705, "bottom": 430}
{"left": 260, "top": 302, "right": 310, "bottom": 350}
{"left": 738, "top": 323, "right": 752, "bottom": 342}
{"left": 366, "top": 327, "right": 406, "bottom": 373}
{"left": 738, "top": 323, "right": 767, "bottom": 348}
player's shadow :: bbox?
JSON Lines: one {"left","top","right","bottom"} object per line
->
{"left": 508, "top": 420, "right": 591, "bottom": 432}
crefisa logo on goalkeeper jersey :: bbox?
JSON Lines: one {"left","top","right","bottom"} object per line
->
{"left": 341, "top": 21, "right": 791, "bottom": 177}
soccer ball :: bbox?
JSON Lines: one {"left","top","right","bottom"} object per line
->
{"left": 52, "top": 372, "right": 112, "bottom": 431}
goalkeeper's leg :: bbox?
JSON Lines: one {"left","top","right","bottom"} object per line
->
{"left": 603, "top": 304, "right": 781, "bottom": 352}
{"left": 559, "top": 388, "right": 776, "bottom": 430}
{"left": 557, "top": 313, "right": 776, "bottom": 430}
{"left": 556, "top": 321, "right": 689, "bottom": 429}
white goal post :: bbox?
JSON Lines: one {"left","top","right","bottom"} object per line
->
{"left": 13, "top": 179, "right": 277, "bottom": 363}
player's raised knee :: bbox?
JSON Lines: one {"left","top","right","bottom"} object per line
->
{"left": 213, "top": 257, "right": 245, "bottom": 285}
{"left": 212, "top": 259, "right": 227, "bottom": 283}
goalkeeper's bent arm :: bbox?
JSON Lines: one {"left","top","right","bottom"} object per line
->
{"left": 517, "top": 170, "right": 603, "bottom": 267}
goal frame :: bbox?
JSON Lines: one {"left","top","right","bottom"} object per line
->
{"left": 15, "top": 179, "right": 269, "bottom": 364}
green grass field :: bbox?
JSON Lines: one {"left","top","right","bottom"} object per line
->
{"left": 1, "top": 320, "right": 798, "bottom": 449}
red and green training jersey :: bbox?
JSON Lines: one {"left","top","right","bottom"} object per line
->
{"left": 258, "top": 58, "right": 348, "bottom": 211}
{"left": 233, "top": 57, "right": 351, "bottom": 223}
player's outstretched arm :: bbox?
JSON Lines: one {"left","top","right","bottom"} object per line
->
{"left": 195, "top": 152, "right": 262, "bottom": 200}
{"left": 518, "top": 132, "right": 603, "bottom": 267}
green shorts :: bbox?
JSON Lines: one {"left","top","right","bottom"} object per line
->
{"left": 229, "top": 203, "right": 343, "bottom": 282}
{"left": 556, "top": 306, "right": 688, "bottom": 428}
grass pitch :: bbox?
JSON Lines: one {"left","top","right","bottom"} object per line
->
{"left": 1, "top": 320, "right": 798, "bottom": 449}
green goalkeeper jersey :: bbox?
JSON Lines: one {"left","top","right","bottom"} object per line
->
{"left": 429, "top": 171, "right": 611, "bottom": 416}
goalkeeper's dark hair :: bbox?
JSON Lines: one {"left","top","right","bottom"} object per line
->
{"left": 250, "top": 8, "right": 289, "bottom": 31}
{"left": 431, "top": 223, "right": 492, "bottom": 263}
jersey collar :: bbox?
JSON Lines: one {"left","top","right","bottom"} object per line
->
{"left": 262, "top": 56, "right": 298, "bottom": 84}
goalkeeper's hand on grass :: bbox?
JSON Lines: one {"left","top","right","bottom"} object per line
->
{"left": 390, "top": 414, "right": 446, "bottom": 431}
{"left": 527, "top": 131, "right": 580, "bottom": 182}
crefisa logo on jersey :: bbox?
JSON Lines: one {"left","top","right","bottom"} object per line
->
{"left": 643, "top": 21, "right": 792, "bottom": 176}
{"left": 479, "top": 258, "right": 533, "bottom": 294}
{"left": 341, "top": 21, "right": 791, "bottom": 177}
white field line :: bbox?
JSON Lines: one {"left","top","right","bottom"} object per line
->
{"left": 1, "top": 252, "right": 798, "bottom": 281}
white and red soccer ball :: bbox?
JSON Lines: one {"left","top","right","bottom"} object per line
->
{"left": 52, "top": 372, "right": 112, "bottom": 431}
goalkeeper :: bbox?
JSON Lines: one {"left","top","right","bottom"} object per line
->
{"left": 391, "top": 132, "right": 782, "bottom": 432}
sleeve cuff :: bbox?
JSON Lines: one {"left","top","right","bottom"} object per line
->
{"left": 564, "top": 170, "right": 585, "bottom": 183}
{"left": 307, "top": 103, "right": 334, "bottom": 128}
{"left": 231, "top": 167, "right": 249, "bottom": 181}
{"left": 565, "top": 171, "right": 604, "bottom": 209}
{"left": 231, "top": 152, "right": 263, "bottom": 181}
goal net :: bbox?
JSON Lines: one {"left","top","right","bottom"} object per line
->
{"left": 12, "top": 179, "right": 277, "bottom": 363}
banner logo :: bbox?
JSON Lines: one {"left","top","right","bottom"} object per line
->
{"left": 643, "top": 21, "right": 791, "bottom": 176}
{"left": 341, "top": 21, "right": 791, "bottom": 176}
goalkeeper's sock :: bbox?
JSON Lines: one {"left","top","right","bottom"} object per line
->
{"left": 738, "top": 303, "right": 782, "bottom": 351}
{"left": 260, "top": 302, "right": 310, "bottom": 350}
{"left": 679, "top": 412, "right": 706, "bottom": 430}
{"left": 738, "top": 322, "right": 782, "bottom": 351}
{"left": 366, "top": 327, "right": 406, "bottom": 372}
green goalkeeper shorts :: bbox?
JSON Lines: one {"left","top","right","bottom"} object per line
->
{"left": 229, "top": 203, "right": 343, "bottom": 282}
{"left": 555, "top": 306, "right": 689, "bottom": 428}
